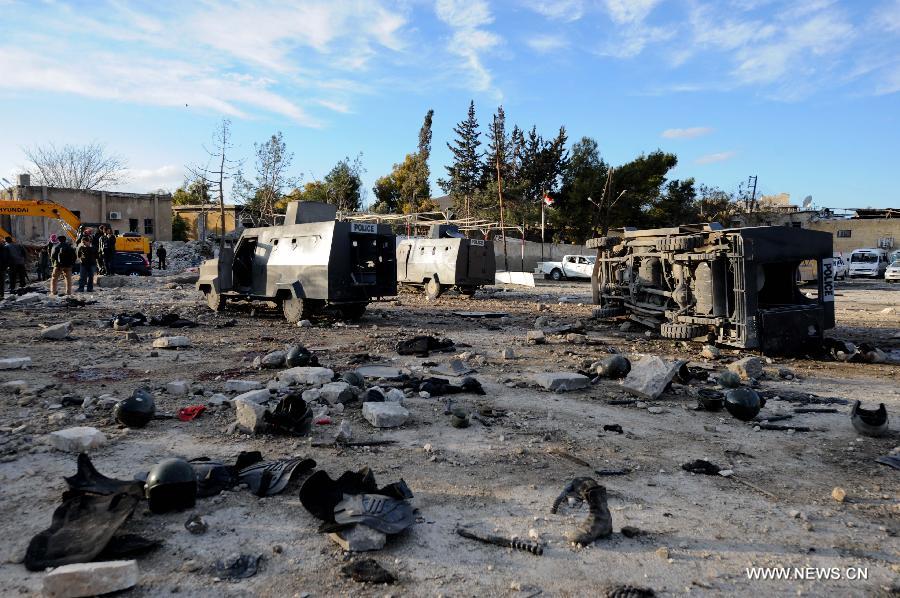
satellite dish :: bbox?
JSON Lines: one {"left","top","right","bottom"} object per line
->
{"left": 802, "top": 195, "right": 813, "bottom": 208}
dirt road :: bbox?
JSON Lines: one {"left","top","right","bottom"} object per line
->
{"left": 0, "top": 275, "right": 897, "bottom": 596}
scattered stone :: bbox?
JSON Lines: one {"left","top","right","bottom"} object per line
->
{"left": 165, "top": 380, "right": 190, "bottom": 396}
{"left": 618, "top": 321, "right": 633, "bottom": 332}
{"left": 234, "top": 399, "right": 268, "bottom": 434}
{"left": 716, "top": 371, "right": 742, "bottom": 388}
{"left": 16, "top": 292, "right": 42, "bottom": 304}
{"left": 318, "top": 381, "right": 355, "bottom": 405}
{"left": 297, "top": 319, "right": 313, "bottom": 328}
{"left": 232, "top": 388, "right": 273, "bottom": 405}
{"left": 534, "top": 316, "right": 551, "bottom": 329}
{"left": 1, "top": 380, "right": 29, "bottom": 393}
{"left": 655, "top": 547, "right": 669, "bottom": 560}
{"left": 42, "top": 560, "right": 138, "bottom": 598}
{"left": 526, "top": 330, "right": 546, "bottom": 345}
{"left": 41, "top": 321, "right": 72, "bottom": 340}
{"left": 565, "top": 333, "right": 588, "bottom": 344}
{"left": 277, "top": 367, "right": 335, "bottom": 386}
{"left": 647, "top": 406, "right": 664, "bottom": 414}
{"left": 225, "top": 379, "right": 263, "bottom": 393}
{"left": 0, "top": 357, "right": 31, "bottom": 370}
{"left": 831, "top": 487, "right": 846, "bottom": 503}
{"left": 341, "top": 558, "right": 396, "bottom": 584}
{"left": 385, "top": 388, "right": 406, "bottom": 403}
{"left": 152, "top": 336, "right": 191, "bottom": 349}
{"left": 49, "top": 426, "right": 106, "bottom": 452}
{"left": 700, "top": 345, "right": 720, "bottom": 360}
{"left": 431, "top": 359, "right": 474, "bottom": 377}
{"left": 620, "top": 357, "right": 686, "bottom": 400}
{"left": 329, "top": 525, "right": 387, "bottom": 552}
{"left": 354, "top": 365, "right": 405, "bottom": 380}
{"left": 728, "top": 356, "right": 764, "bottom": 380}
{"left": 531, "top": 372, "right": 590, "bottom": 392}
{"left": 502, "top": 348, "right": 516, "bottom": 360}
{"left": 184, "top": 514, "right": 208, "bottom": 535}
{"left": 362, "top": 401, "right": 409, "bottom": 427}
{"left": 788, "top": 509, "right": 801, "bottom": 519}
{"left": 260, "top": 350, "right": 286, "bottom": 369}
{"left": 207, "top": 393, "right": 229, "bottom": 406}
{"left": 778, "top": 368, "right": 795, "bottom": 380}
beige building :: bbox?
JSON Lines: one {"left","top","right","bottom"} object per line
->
{"left": 0, "top": 174, "right": 172, "bottom": 242}
{"left": 171, "top": 204, "right": 241, "bottom": 240}
{"left": 806, "top": 212, "right": 900, "bottom": 256}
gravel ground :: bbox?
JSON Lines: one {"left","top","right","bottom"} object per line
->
{"left": 0, "top": 275, "right": 897, "bottom": 597}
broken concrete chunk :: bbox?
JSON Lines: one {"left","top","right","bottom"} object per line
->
{"left": 1, "top": 380, "right": 29, "bottom": 393}
{"left": 234, "top": 399, "right": 268, "bottom": 434}
{"left": 363, "top": 401, "right": 409, "bottom": 427}
{"left": 207, "top": 393, "right": 229, "bottom": 406}
{"left": 16, "top": 292, "right": 42, "bottom": 304}
{"left": 430, "top": 359, "right": 473, "bottom": 377}
{"left": 165, "top": 380, "right": 190, "bottom": 396}
{"left": 41, "top": 321, "right": 72, "bottom": 340}
{"left": 354, "top": 365, "right": 405, "bottom": 380}
{"left": 49, "top": 426, "right": 106, "bottom": 452}
{"left": 277, "top": 366, "right": 334, "bottom": 386}
{"left": 260, "top": 350, "right": 286, "bottom": 369}
{"left": 318, "top": 381, "right": 354, "bottom": 405}
{"left": 728, "top": 356, "right": 763, "bottom": 380}
{"left": 620, "top": 356, "right": 686, "bottom": 400}
{"left": 225, "top": 379, "right": 263, "bottom": 393}
{"left": 385, "top": 388, "right": 406, "bottom": 403}
{"left": 152, "top": 336, "right": 191, "bottom": 349}
{"left": 0, "top": 356, "right": 31, "bottom": 370}
{"left": 530, "top": 372, "right": 590, "bottom": 392}
{"left": 502, "top": 348, "right": 516, "bottom": 360}
{"left": 565, "top": 333, "right": 588, "bottom": 344}
{"left": 328, "top": 525, "right": 387, "bottom": 552}
{"left": 700, "top": 345, "right": 721, "bottom": 360}
{"left": 43, "top": 560, "right": 138, "bottom": 598}
{"left": 231, "top": 388, "right": 273, "bottom": 405}
{"left": 526, "top": 330, "right": 546, "bottom": 345}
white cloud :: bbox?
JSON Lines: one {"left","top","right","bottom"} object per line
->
{"left": 123, "top": 164, "right": 184, "bottom": 193}
{"left": 695, "top": 151, "right": 736, "bottom": 164}
{"left": 435, "top": 0, "right": 502, "bottom": 95}
{"left": 661, "top": 126, "right": 714, "bottom": 139}
{"left": 875, "top": 0, "right": 900, "bottom": 32}
{"left": 603, "top": 0, "right": 662, "bottom": 24}
{"left": 524, "top": 0, "right": 585, "bottom": 22}
{"left": 527, "top": 34, "right": 569, "bottom": 54}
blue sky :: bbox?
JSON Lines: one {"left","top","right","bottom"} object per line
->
{"left": 1, "top": 0, "right": 898, "bottom": 209}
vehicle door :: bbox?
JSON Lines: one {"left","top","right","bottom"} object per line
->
{"left": 397, "top": 242, "right": 411, "bottom": 281}
{"left": 562, "top": 256, "right": 579, "bottom": 277}
{"left": 466, "top": 238, "right": 489, "bottom": 280}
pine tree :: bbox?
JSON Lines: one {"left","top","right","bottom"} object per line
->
{"left": 440, "top": 100, "right": 482, "bottom": 221}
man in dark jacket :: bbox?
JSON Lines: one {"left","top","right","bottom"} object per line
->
{"left": 0, "top": 238, "right": 8, "bottom": 299}
{"left": 100, "top": 229, "right": 116, "bottom": 275}
{"left": 5, "top": 236, "right": 27, "bottom": 292}
{"left": 50, "top": 237, "right": 76, "bottom": 296}
{"left": 156, "top": 244, "right": 167, "bottom": 270}
{"left": 77, "top": 237, "right": 98, "bottom": 292}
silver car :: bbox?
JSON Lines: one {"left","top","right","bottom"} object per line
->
{"left": 886, "top": 260, "right": 900, "bottom": 283}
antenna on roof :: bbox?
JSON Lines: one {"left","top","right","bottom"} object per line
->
{"left": 802, "top": 195, "right": 813, "bottom": 208}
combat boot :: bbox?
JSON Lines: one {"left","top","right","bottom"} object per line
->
{"left": 566, "top": 483, "right": 612, "bottom": 545}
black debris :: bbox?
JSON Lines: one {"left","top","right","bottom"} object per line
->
{"left": 681, "top": 460, "right": 721, "bottom": 475}
{"left": 396, "top": 335, "right": 455, "bottom": 357}
{"left": 212, "top": 554, "right": 262, "bottom": 580}
{"left": 342, "top": 559, "right": 396, "bottom": 584}
{"left": 603, "top": 424, "right": 624, "bottom": 434}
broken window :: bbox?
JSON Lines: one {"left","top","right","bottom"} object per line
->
{"left": 143, "top": 218, "right": 153, "bottom": 234}
{"left": 129, "top": 218, "right": 138, "bottom": 233}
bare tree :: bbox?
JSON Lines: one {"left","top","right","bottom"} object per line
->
{"left": 238, "top": 132, "right": 300, "bottom": 226}
{"left": 188, "top": 119, "right": 240, "bottom": 252}
{"left": 24, "top": 142, "right": 129, "bottom": 190}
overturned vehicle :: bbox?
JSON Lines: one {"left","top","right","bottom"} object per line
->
{"left": 588, "top": 224, "right": 835, "bottom": 354}
{"left": 197, "top": 201, "right": 397, "bottom": 322}
{"left": 397, "top": 224, "right": 495, "bottom": 299}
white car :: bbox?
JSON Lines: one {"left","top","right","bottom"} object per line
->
{"left": 534, "top": 255, "right": 595, "bottom": 280}
{"left": 885, "top": 260, "right": 900, "bottom": 283}
{"left": 833, "top": 256, "right": 849, "bottom": 280}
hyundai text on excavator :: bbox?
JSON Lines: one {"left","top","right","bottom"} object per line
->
{"left": 0, "top": 199, "right": 150, "bottom": 254}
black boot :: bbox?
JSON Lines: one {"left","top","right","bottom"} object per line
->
{"left": 552, "top": 477, "right": 613, "bottom": 545}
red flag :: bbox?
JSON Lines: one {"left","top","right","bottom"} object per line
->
{"left": 543, "top": 194, "right": 554, "bottom": 206}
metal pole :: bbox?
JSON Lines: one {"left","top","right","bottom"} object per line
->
{"left": 540, "top": 199, "right": 545, "bottom": 261}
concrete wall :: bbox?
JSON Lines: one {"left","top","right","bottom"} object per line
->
{"left": 172, "top": 205, "right": 239, "bottom": 240}
{"left": 1, "top": 184, "right": 172, "bottom": 242}
{"left": 493, "top": 236, "right": 590, "bottom": 272}
{"left": 806, "top": 218, "right": 900, "bottom": 256}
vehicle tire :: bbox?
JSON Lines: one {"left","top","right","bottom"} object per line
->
{"left": 339, "top": 303, "right": 367, "bottom": 320}
{"left": 586, "top": 236, "right": 621, "bottom": 250}
{"left": 204, "top": 287, "right": 225, "bottom": 312}
{"left": 550, "top": 268, "right": 563, "bottom": 281}
{"left": 660, "top": 322, "right": 707, "bottom": 339}
{"left": 593, "top": 305, "right": 625, "bottom": 319}
{"left": 655, "top": 235, "right": 702, "bottom": 252}
{"left": 425, "top": 276, "right": 443, "bottom": 300}
{"left": 282, "top": 296, "right": 321, "bottom": 323}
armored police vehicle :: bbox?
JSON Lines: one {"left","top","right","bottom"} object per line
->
{"left": 396, "top": 224, "right": 496, "bottom": 299}
{"left": 588, "top": 224, "right": 835, "bottom": 354}
{"left": 197, "top": 201, "right": 396, "bottom": 322}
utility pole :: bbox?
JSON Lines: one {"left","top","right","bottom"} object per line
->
{"left": 496, "top": 152, "right": 508, "bottom": 271}
{"left": 746, "top": 175, "right": 758, "bottom": 212}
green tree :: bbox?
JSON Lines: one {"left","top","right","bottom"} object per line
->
{"left": 605, "top": 150, "right": 678, "bottom": 232}
{"left": 323, "top": 155, "right": 365, "bottom": 211}
{"left": 439, "top": 100, "right": 483, "bottom": 220}
{"left": 172, "top": 178, "right": 211, "bottom": 205}
{"left": 171, "top": 213, "right": 189, "bottom": 241}
{"left": 552, "top": 136, "right": 608, "bottom": 243}
{"left": 647, "top": 178, "right": 700, "bottom": 227}
{"left": 237, "top": 131, "right": 300, "bottom": 225}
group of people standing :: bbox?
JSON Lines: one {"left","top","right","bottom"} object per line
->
{"left": 0, "top": 236, "right": 28, "bottom": 298}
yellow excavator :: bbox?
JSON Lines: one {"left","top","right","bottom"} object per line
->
{"left": 0, "top": 199, "right": 150, "bottom": 254}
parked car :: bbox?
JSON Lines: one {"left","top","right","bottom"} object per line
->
{"left": 848, "top": 248, "right": 889, "bottom": 278}
{"left": 885, "top": 260, "right": 900, "bottom": 283}
{"left": 535, "top": 255, "right": 595, "bottom": 280}
{"left": 111, "top": 252, "right": 152, "bottom": 276}
{"left": 833, "top": 256, "right": 849, "bottom": 280}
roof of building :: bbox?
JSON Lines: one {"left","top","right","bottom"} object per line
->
{"left": 853, "top": 208, "right": 900, "bottom": 219}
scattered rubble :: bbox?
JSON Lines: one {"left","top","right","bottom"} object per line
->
{"left": 42, "top": 560, "right": 138, "bottom": 598}
{"left": 620, "top": 357, "right": 685, "bottom": 400}
{"left": 49, "top": 427, "right": 107, "bottom": 452}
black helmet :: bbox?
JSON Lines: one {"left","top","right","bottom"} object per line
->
{"left": 696, "top": 388, "right": 725, "bottom": 411}
{"left": 145, "top": 458, "right": 197, "bottom": 513}
{"left": 850, "top": 400, "right": 888, "bottom": 437}
{"left": 113, "top": 388, "right": 156, "bottom": 428}
{"left": 596, "top": 355, "right": 631, "bottom": 379}
{"left": 724, "top": 388, "right": 761, "bottom": 421}
{"left": 286, "top": 345, "right": 318, "bottom": 367}
{"left": 340, "top": 371, "right": 365, "bottom": 388}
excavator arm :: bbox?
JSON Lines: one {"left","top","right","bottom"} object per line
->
{"left": 0, "top": 200, "right": 82, "bottom": 240}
